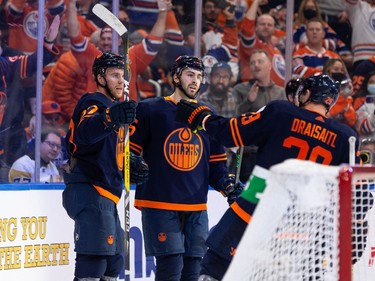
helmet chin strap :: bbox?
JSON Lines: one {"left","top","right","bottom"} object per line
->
{"left": 298, "top": 98, "right": 310, "bottom": 108}
{"left": 176, "top": 77, "right": 200, "bottom": 100}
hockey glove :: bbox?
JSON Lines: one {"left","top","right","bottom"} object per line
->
{"left": 130, "top": 152, "right": 149, "bottom": 185}
{"left": 215, "top": 174, "right": 244, "bottom": 206}
{"left": 176, "top": 99, "right": 213, "bottom": 133}
{"left": 103, "top": 101, "right": 137, "bottom": 131}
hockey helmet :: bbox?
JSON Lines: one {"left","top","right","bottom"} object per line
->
{"left": 297, "top": 74, "right": 340, "bottom": 110}
{"left": 171, "top": 55, "right": 205, "bottom": 78}
{"left": 285, "top": 78, "right": 303, "bottom": 99}
{"left": 93, "top": 52, "right": 125, "bottom": 82}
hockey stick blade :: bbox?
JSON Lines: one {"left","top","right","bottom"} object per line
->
{"left": 92, "top": 4, "right": 127, "bottom": 36}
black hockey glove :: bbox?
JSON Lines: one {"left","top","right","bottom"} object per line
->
{"left": 176, "top": 99, "right": 213, "bottom": 133}
{"left": 215, "top": 174, "right": 244, "bottom": 206}
{"left": 130, "top": 152, "right": 149, "bottom": 185}
{"left": 103, "top": 100, "right": 137, "bottom": 131}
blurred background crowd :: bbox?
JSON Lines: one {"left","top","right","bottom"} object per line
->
{"left": 0, "top": 0, "right": 375, "bottom": 183}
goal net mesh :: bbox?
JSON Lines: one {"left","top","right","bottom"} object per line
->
{"left": 223, "top": 159, "right": 375, "bottom": 281}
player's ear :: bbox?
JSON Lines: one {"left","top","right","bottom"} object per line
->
{"left": 173, "top": 73, "right": 180, "bottom": 85}
{"left": 98, "top": 74, "right": 106, "bottom": 85}
{"left": 305, "top": 89, "right": 311, "bottom": 99}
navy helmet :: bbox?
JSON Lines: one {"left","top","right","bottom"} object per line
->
{"left": 285, "top": 78, "right": 303, "bottom": 99}
{"left": 92, "top": 52, "right": 125, "bottom": 82}
{"left": 171, "top": 55, "right": 205, "bottom": 78}
{"left": 297, "top": 74, "right": 340, "bottom": 110}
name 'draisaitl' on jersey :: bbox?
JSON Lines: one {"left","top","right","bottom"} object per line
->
{"left": 291, "top": 118, "right": 337, "bottom": 148}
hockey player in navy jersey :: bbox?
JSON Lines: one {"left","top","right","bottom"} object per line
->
{"left": 63, "top": 52, "right": 149, "bottom": 281}
{"left": 176, "top": 74, "right": 360, "bottom": 280}
{"left": 129, "top": 55, "right": 244, "bottom": 281}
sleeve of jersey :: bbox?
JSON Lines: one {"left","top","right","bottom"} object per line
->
{"left": 208, "top": 139, "right": 229, "bottom": 189}
{"left": 8, "top": 159, "right": 33, "bottom": 183}
{"left": 205, "top": 107, "right": 271, "bottom": 148}
{"left": 292, "top": 51, "right": 321, "bottom": 78}
{"left": 238, "top": 17, "right": 256, "bottom": 57}
{"left": 129, "top": 102, "right": 149, "bottom": 155}
{"left": 46, "top": 0, "right": 65, "bottom": 15}
{"left": 18, "top": 46, "right": 59, "bottom": 79}
{"left": 73, "top": 101, "right": 113, "bottom": 145}
{"left": 163, "top": 10, "right": 184, "bottom": 46}
{"left": 358, "top": 112, "right": 375, "bottom": 135}
{"left": 221, "top": 21, "right": 238, "bottom": 59}
{"left": 131, "top": 33, "right": 163, "bottom": 74}
{"left": 70, "top": 35, "right": 99, "bottom": 74}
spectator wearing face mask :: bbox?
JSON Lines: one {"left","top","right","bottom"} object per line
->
{"left": 293, "top": 0, "right": 352, "bottom": 69}
{"left": 351, "top": 55, "right": 375, "bottom": 100}
{"left": 323, "top": 58, "right": 356, "bottom": 127}
{"left": 354, "top": 71, "right": 375, "bottom": 141}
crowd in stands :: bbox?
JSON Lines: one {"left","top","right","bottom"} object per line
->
{"left": 1, "top": 0, "right": 375, "bottom": 183}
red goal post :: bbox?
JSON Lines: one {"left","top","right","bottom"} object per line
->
{"left": 223, "top": 160, "right": 375, "bottom": 281}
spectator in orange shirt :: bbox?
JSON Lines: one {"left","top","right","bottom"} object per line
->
{"left": 4, "top": 0, "right": 65, "bottom": 54}
{"left": 293, "top": 0, "right": 352, "bottom": 69}
{"left": 323, "top": 58, "right": 356, "bottom": 128}
{"left": 293, "top": 18, "right": 341, "bottom": 78}
{"left": 238, "top": 0, "right": 286, "bottom": 87}
{"left": 43, "top": 0, "right": 174, "bottom": 122}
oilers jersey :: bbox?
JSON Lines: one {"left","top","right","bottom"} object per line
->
{"left": 204, "top": 100, "right": 360, "bottom": 225}
{"left": 205, "top": 100, "right": 359, "bottom": 168}
{"left": 129, "top": 97, "right": 228, "bottom": 211}
{"left": 65, "top": 93, "right": 125, "bottom": 203}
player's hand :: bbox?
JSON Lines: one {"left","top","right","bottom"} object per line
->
{"left": 215, "top": 174, "right": 244, "bottom": 205}
{"left": 226, "top": 182, "right": 244, "bottom": 205}
{"left": 130, "top": 152, "right": 149, "bottom": 184}
{"left": 176, "top": 99, "right": 213, "bottom": 133}
{"left": 103, "top": 101, "right": 137, "bottom": 131}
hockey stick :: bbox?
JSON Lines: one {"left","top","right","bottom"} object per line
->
{"left": 92, "top": 4, "right": 131, "bottom": 280}
{"left": 235, "top": 146, "right": 244, "bottom": 184}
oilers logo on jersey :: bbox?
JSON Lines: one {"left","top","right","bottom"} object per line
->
{"left": 164, "top": 128, "right": 203, "bottom": 171}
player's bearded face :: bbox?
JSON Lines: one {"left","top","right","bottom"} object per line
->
{"left": 179, "top": 68, "right": 203, "bottom": 99}
{"left": 105, "top": 68, "right": 125, "bottom": 100}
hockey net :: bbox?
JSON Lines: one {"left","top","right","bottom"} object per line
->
{"left": 223, "top": 159, "right": 375, "bottom": 281}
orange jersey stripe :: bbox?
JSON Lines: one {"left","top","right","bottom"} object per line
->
{"left": 134, "top": 199, "right": 207, "bottom": 211}
{"left": 209, "top": 157, "right": 227, "bottom": 162}
{"left": 93, "top": 184, "right": 120, "bottom": 204}
{"left": 210, "top": 153, "right": 227, "bottom": 159}
{"left": 231, "top": 201, "right": 252, "bottom": 223}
